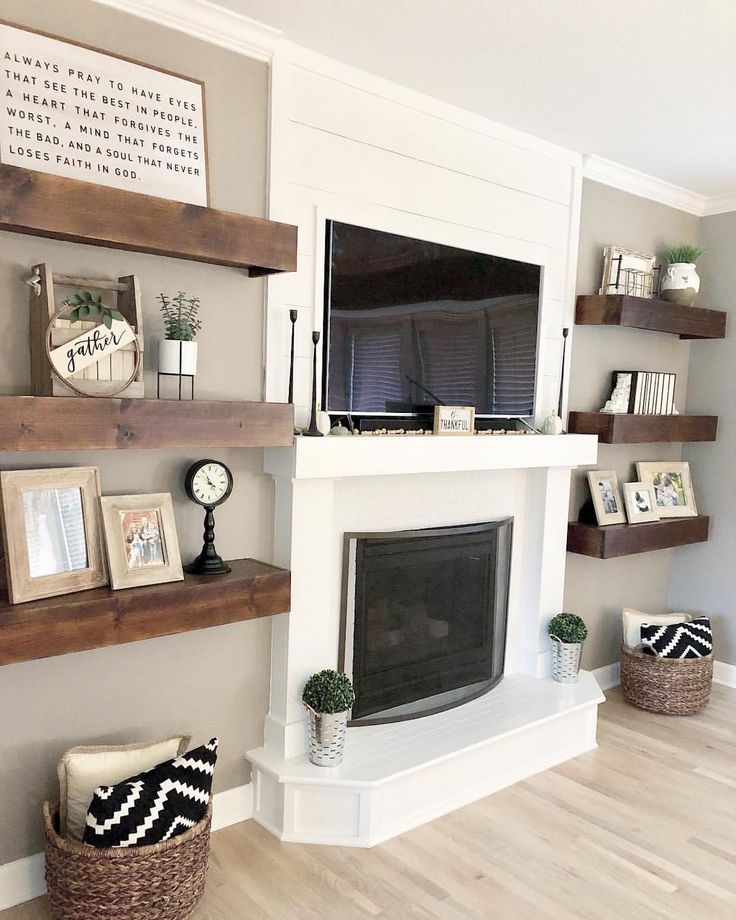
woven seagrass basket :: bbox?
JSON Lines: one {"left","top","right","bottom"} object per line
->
{"left": 44, "top": 801, "right": 211, "bottom": 920}
{"left": 620, "top": 644, "right": 713, "bottom": 716}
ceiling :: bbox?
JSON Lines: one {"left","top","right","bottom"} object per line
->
{"left": 217, "top": 0, "right": 736, "bottom": 197}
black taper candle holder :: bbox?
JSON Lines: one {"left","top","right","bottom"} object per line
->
{"left": 303, "top": 330, "right": 324, "bottom": 437}
{"left": 287, "top": 309, "right": 297, "bottom": 404}
{"left": 557, "top": 326, "right": 569, "bottom": 427}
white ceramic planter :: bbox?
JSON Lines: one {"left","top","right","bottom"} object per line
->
{"left": 158, "top": 339, "right": 198, "bottom": 376}
{"left": 660, "top": 262, "right": 700, "bottom": 306}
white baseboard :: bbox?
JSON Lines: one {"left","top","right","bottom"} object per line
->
{"left": 592, "top": 659, "right": 736, "bottom": 691}
{"left": 0, "top": 853, "right": 46, "bottom": 912}
{"left": 0, "top": 782, "right": 253, "bottom": 912}
{"left": 591, "top": 662, "right": 621, "bottom": 691}
{"left": 714, "top": 660, "right": 736, "bottom": 688}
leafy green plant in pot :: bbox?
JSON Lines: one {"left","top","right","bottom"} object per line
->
{"left": 157, "top": 292, "right": 202, "bottom": 377}
{"left": 660, "top": 244, "right": 705, "bottom": 307}
{"left": 548, "top": 613, "right": 588, "bottom": 684}
{"left": 302, "top": 669, "right": 355, "bottom": 766}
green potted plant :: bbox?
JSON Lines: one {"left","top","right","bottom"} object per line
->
{"left": 157, "top": 292, "right": 202, "bottom": 377}
{"left": 302, "top": 669, "right": 355, "bottom": 766}
{"left": 548, "top": 612, "right": 588, "bottom": 683}
{"left": 660, "top": 244, "right": 705, "bottom": 306}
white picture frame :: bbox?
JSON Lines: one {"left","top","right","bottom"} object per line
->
{"left": 587, "top": 470, "right": 627, "bottom": 526}
{"left": 623, "top": 482, "right": 661, "bottom": 524}
{"left": 635, "top": 462, "right": 698, "bottom": 518}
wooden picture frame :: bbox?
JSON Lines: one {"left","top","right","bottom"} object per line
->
{"left": 587, "top": 470, "right": 627, "bottom": 526}
{"left": 0, "top": 467, "right": 107, "bottom": 604}
{"left": 433, "top": 405, "right": 475, "bottom": 436}
{"left": 623, "top": 482, "right": 661, "bottom": 524}
{"left": 635, "top": 462, "right": 698, "bottom": 518}
{"left": 101, "top": 493, "right": 183, "bottom": 590}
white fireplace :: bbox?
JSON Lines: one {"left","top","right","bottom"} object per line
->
{"left": 247, "top": 433, "right": 602, "bottom": 846}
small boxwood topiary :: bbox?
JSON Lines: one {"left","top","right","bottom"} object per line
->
{"left": 548, "top": 612, "right": 588, "bottom": 644}
{"left": 302, "top": 669, "right": 355, "bottom": 714}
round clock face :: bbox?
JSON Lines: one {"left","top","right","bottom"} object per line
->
{"left": 186, "top": 460, "right": 233, "bottom": 508}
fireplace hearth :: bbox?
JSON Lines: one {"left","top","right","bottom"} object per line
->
{"left": 340, "top": 520, "right": 512, "bottom": 724}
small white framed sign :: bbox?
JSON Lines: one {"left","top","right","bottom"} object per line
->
{"left": 433, "top": 405, "right": 475, "bottom": 436}
{"left": 0, "top": 20, "right": 208, "bottom": 205}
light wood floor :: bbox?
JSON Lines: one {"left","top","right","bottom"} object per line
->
{"left": 3, "top": 685, "right": 735, "bottom": 920}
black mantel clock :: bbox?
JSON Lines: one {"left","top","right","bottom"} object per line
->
{"left": 184, "top": 459, "right": 234, "bottom": 575}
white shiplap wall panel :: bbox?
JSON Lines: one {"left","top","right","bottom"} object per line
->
{"left": 288, "top": 123, "right": 570, "bottom": 250}
{"left": 286, "top": 65, "right": 574, "bottom": 206}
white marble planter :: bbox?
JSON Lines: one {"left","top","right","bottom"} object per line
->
{"left": 660, "top": 262, "right": 700, "bottom": 306}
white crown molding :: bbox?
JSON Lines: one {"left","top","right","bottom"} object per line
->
{"left": 91, "top": 0, "right": 282, "bottom": 62}
{"left": 702, "top": 193, "right": 736, "bottom": 218}
{"left": 583, "top": 155, "right": 708, "bottom": 216}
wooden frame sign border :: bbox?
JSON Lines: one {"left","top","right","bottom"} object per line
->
{"left": 0, "top": 466, "right": 108, "bottom": 604}
{"left": 0, "top": 19, "right": 209, "bottom": 205}
{"left": 433, "top": 405, "right": 475, "bottom": 436}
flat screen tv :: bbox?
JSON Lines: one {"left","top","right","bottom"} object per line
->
{"left": 323, "top": 221, "right": 542, "bottom": 419}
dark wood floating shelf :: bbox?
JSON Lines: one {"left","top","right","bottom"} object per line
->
{"left": 0, "top": 558, "right": 290, "bottom": 666}
{"left": 575, "top": 295, "right": 726, "bottom": 339}
{"left": 0, "top": 395, "right": 294, "bottom": 451}
{"left": 568, "top": 412, "right": 718, "bottom": 444}
{"left": 567, "top": 516, "right": 710, "bottom": 559}
{"left": 0, "top": 164, "right": 297, "bottom": 276}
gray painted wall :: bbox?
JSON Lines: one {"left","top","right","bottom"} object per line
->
{"left": 564, "top": 179, "right": 701, "bottom": 670}
{"left": 0, "top": 0, "right": 273, "bottom": 865}
{"left": 669, "top": 212, "right": 736, "bottom": 666}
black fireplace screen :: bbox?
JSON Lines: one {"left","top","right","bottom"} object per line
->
{"left": 342, "top": 520, "right": 512, "bottom": 723}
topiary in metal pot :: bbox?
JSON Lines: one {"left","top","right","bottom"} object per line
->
{"left": 548, "top": 613, "right": 588, "bottom": 683}
{"left": 302, "top": 669, "right": 355, "bottom": 766}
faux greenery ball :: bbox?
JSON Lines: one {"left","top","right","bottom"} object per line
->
{"left": 548, "top": 612, "right": 588, "bottom": 644}
{"left": 302, "top": 669, "right": 355, "bottom": 714}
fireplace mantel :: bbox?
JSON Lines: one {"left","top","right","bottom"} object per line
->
{"left": 249, "top": 428, "right": 602, "bottom": 847}
{"left": 265, "top": 432, "right": 597, "bottom": 480}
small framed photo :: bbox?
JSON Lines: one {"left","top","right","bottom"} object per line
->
{"left": 587, "top": 470, "right": 627, "bottom": 525}
{"left": 100, "top": 494, "right": 183, "bottom": 590}
{"left": 0, "top": 467, "right": 108, "bottom": 604}
{"left": 635, "top": 462, "right": 697, "bottom": 518}
{"left": 599, "top": 245, "right": 657, "bottom": 298}
{"left": 433, "top": 405, "right": 475, "bottom": 436}
{"left": 623, "top": 482, "right": 661, "bottom": 524}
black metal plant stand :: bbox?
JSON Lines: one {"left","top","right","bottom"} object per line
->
{"left": 302, "top": 330, "right": 324, "bottom": 437}
{"left": 157, "top": 372, "right": 195, "bottom": 401}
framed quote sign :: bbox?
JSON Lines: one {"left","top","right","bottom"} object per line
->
{"left": 0, "top": 20, "right": 208, "bottom": 205}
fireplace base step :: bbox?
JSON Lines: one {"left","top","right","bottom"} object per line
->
{"left": 247, "top": 672, "right": 604, "bottom": 847}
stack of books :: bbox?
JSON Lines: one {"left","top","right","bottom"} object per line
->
{"left": 611, "top": 371, "right": 676, "bottom": 414}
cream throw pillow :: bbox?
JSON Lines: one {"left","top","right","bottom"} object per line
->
{"left": 622, "top": 608, "right": 691, "bottom": 649}
{"left": 59, "top": 734, "right": 190, "bottom": 842}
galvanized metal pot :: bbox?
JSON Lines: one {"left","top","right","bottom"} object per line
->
{"left": 550, "top": 636, "right": 583, "bottom": 683}
{"left": 304, "top": 703, "right": 349, "bottom": 766}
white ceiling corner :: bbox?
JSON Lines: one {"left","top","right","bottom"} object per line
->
{"left": 92, "top": 0, "right": 736, "bottom": 217}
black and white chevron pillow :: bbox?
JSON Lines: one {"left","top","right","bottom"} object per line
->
{"left": 83, "top": 738, "right": 217, "bottom": 848}
{"left": 640, "top": 617, "right": 712, "bottom": 659}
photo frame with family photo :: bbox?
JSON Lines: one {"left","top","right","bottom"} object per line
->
{"left": 587, "top": 470, "right": 627, "bottom": 526}
{"left": 0, "top": 467, "right": 108, "bottom": 604}
{"left": 623, "top": 482, "right": 661, "bottom": 524}
{"left": 100, "top": 493, "right": 183, "bottom": 590}
{"left": 635, "top": 462, "right": 698, "bottom": 518}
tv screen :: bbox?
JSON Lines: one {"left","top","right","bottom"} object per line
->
{"left": 323, "top": 221, "right": 542, "bottom": 418}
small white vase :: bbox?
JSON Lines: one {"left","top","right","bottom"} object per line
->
{"left": 541, "top": 412, "right": 564, "bottom": 435}
{"left": 158, "top": 339, "right": 198, "bottom": 376}
{"left": 660, "top": 262, "right": 700, "bottom": 306}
